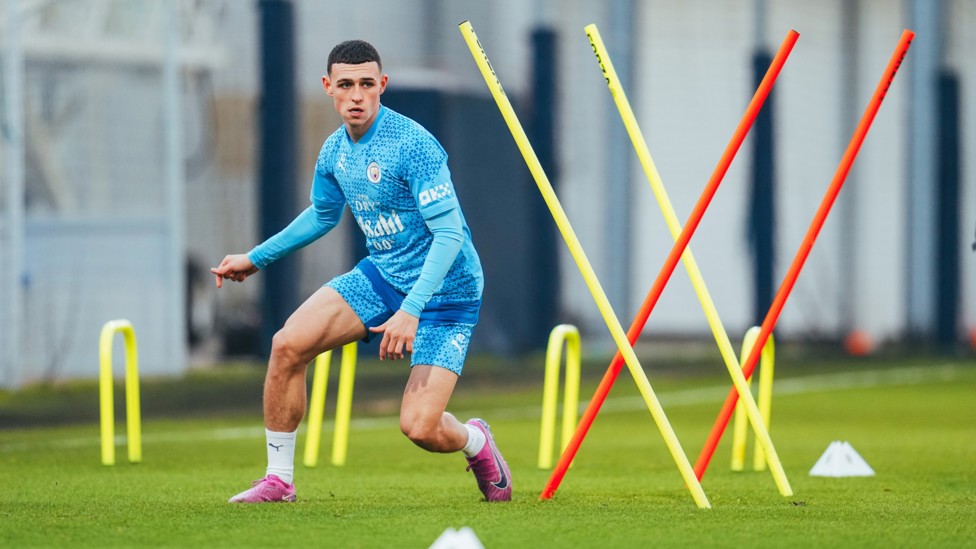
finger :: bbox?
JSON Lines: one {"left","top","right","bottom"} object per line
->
{"left": 405, "top": 338, "right": 413, "bottom": 355}
{"left": 215, "top": 274, "right": 222, "bottom": 288}
{"left": 394, "top": 340, "right": 405, "bottom": 360}
{"left": 377, "top": 333, "right": 390, "bottom": 360}
{"left": 387, "top": 337, "right": 401, "bottom": 360}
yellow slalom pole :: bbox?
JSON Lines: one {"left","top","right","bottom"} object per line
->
{"left": 303, "top": 342, "right": 358, "bottom": 468}
{"left": 460, "top": 21, "right": 709, "bottom": 509}
{"left": 731, "top": 328, "right": 759, "bottom": 470}
{"left": 731, "top": 328, "right": 775, "bottom": 471}
{"left": 538, "top": 324, "right": 581, "bottom": 470}
{"left": 730, "top": 383, "right": 751, "bottom": 471}
{"left": 586, "top": 24, "right": 792, "bottom": 497}
{"left": 303, "top": 350, "right": 332, "bottom": 467}
{"left": 99, "top": 327, "right": 116, "bottom": 466}
{"left": 99, "top": 319, "right": 142, "bottom": 466}
{"left": 123, "top": 326, "right": 142, "bottom": 464}
{"left": 560, "top": 331, "right": 581, "bottom": 462}
{"left": 332, "top": 342, "right": 357, "bottom": 466}
{"left": 753, "top": 332, "right": 775, "bottom": 471}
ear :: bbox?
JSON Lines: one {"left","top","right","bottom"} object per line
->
{"left": 378, "top": 73, "right": 388, "bottom": 95}
{"left": 322, "top": 75, "right": 333, "bottom": 96}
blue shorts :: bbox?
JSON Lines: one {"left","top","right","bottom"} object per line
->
{"left": 325, "top": 259, "right": 480, "bottom": 375}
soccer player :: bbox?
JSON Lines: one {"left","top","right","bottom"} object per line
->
{"left": 212, "top": 40, "right": 511, "bottom": 503}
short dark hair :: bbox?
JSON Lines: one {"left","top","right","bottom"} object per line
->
{"left": 327, "top": 40, "right": 382, "bottom": 74}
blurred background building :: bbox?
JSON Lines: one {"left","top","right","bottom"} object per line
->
{"left": 1, "top": 0, "right": 973, "bottom": 388}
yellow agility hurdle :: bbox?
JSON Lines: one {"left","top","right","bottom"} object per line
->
{"left": 731, "top": 328, "right": 776, "bottom": 472}
{"left": 538, "top": 324, "right": 581, "bottom": 470}
{"left": 99, "top": 319, "right": 142, "bottom": 466}
{"left": 303, "top": 342, "right": 357, "bottom": 467}
{"left": 585, "top": 24, "right": 792, "bottom": 497}
{"left": 460, "top": 20, "right": 709, "bottom": 508}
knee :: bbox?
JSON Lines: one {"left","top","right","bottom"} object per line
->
{"left": 400, "top": 415, "right": 439, "bottom": 450}
{"left": 270, "top": 328, "right": 312, "bottom": 373}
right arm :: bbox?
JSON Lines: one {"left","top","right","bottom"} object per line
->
{"left": 210, "top": 204, "right": 341, "bottom": 288}
{"left": 212, "top": 161, "right": 345, "bottom": 288}
{"left": 247, "top": 204, "right": 342, "bottom": 269}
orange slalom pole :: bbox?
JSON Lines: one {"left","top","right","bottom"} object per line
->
{"left": 693, "top": 29, "right": 915, "bottom": 480}
{"left": 540, "top": 29, "right": 799, "bottom": 500}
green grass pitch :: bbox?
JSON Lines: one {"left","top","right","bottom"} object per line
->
{"left": 1, "top": 356, "right": 974, "bottom": 547}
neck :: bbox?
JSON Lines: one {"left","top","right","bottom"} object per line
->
{"left": 346, "top": 124, "right": 364, "bottom": 142}
{"left": 346, "top": 106, "right": 381, "bottom": 142}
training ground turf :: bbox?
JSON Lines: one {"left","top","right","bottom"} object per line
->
{"left": 1, "top": 354, "right": 974, "bottom": 547}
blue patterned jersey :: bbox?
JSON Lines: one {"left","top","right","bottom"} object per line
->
{"left": 313, "top": 106, "right": 483, "bottom": 303}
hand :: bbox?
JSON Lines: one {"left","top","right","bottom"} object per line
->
{"left": 210, "top": 254, "right": 258, "bottom": 288}
{"left": 369, "top": 309, "right": 419, "bottom": 360}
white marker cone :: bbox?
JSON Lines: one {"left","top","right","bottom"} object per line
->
{"left": 429, "top": 527, "right": 486, "bottom": 549}
{"left": 810, "top": 441, "right": 875, "bottom": 477}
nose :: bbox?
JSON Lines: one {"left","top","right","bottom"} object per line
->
{"left": 351, "top": 84, "right": 363, "bottom": 101}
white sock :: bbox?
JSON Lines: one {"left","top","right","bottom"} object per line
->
{"left": 265, "top": 429, "right": 297, "bottom": 484}
{"left": 461, "top": 423, "right": 486, "bottom": 458}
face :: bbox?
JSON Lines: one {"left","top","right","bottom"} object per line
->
{"left": 322, "top": 61, "right": 387, "bottom": 141}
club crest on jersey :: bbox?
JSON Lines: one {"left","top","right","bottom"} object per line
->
{"left": 366, "top": 161, "right": 382, "bottom": 184}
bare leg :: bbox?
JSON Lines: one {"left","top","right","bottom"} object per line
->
{"left": 228, "top": 286, "right": 366, "bottom": 502}
{"left": 399, "top": 365, "right": 468, "bottom": 452}
{"left": 264, "top": 286, "right": 366, "bottom": 432}
{"left": 400, "top": 365, "right": 513, "bottom": 501}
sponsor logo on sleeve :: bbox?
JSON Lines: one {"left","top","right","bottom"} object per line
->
{"left": 418, "top": 183, "right": 453, "bottom": 206}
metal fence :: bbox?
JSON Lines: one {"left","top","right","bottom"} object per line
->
{"left": 1, "top": 0, "right": 223, "bottom": 387}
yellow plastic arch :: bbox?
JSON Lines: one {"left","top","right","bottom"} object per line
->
{"left": 99, "top": 319, "right": 142, "bottom": 466}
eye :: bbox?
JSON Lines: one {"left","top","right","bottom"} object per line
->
{"left": 338, "top": 82, "right": 352, "bottom": 89}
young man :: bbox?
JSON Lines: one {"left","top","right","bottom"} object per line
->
{"left": 212, "top": 40, "right": 511, "bottom": 503}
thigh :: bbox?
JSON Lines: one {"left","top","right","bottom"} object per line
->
{"left": 401, "top": 365, "right": 459, "bottom": 426}
{"left": 325, "top": 265, "right": 396, "bottom": 342}
{"left": 279, "top": 286, "right": 368, "bottom": 358}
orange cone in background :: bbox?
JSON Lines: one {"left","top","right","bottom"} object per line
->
{"left": 844, "top": 330, "right": 876, "bottom": 356}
